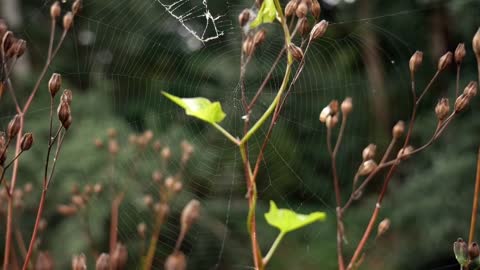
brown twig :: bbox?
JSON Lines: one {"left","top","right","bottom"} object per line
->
{"left": 468, "top": 147, "right": 480, "bottom": 245}
{"left": 110, "top": 192, "right": 125, "bottom": 254}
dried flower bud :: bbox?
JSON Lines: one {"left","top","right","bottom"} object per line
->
{"left": 2, "top": 32, "right": 14, "bottom": 54}
{"left": 153, "top": 140, "right": 162, "bottom": 152}
{"left": 362, "top": 144, "right": 376, "bottom": 161}
{"left": 72, "top": 254, "right": 87, "bottom": 270}
{"left": 397, "top": 146, "right": 414, "bottom": 159}
{"left": 36, "top": 251, "right": 54, "bottom": 270}
{"left": 38, "top": 219, "right": 48, "bottom": 232}
{"left": 24, "top": 182, "right": 33, "bottom": 193}
{"left": 62, "top": 89, "right": 73, "bottom": 105}
{"left": 455, "top": 43, "right": 466, "bottom": 64}
{"left": 311, "top": 0, "right": 321, "bottom": 19}
{"left": 454, "top": 94, "right": 470, "bottom": 113}
{"left": 173, "top": 181, "right": 183, "bottom": 193}
{"left": 63, "top": 12, "right": 74, "bottom": 31}
{"left": 109, "top": 139, "right": 119, "bottom": 155}
{"left": 409, "top": 51, "right": 423, "bottom": 74}
{"left": 329, "top": 100, "right": 339, "bottom": 114}
{"left": 154, "top": 203, "right": 170, "bottom": 217}
{"left": 298, "top": 18, "right": 310, "bottom": 37}
{"left": 310, "top": 20, "right": 328, "bottom": 41}
{"left": 165, "top": 176, "right": 175, "bottom": 190}
{"left": 253, "top": 29, "right": 266, "bottom": 46}
{"left": 72, "top": 0, "right": 82, "bottom": 16}
{"left": 93, "top": 183, "right": 103, "bottom": 193}
{"left": 470, "top": 242, "right": 480, "bottom": 260}
{"left": 152, "top": 170, "right": 163, "bottom": 183}
{"left": 358, "top": 160, "right": 377, "bottom": 176}
{"left": 143, "top": 195, "right": 153, "bottom": 208}
{"left": 94, "top": 138, "right": 103, "bottom": 149}
{"left": 84, "top": 184, "right": 93, "bottom": 195}
{"left": 464, "top": 81, "right": 478, "bottom": 98}
{"left": 288, "top": 44, "right": 303, "bottom": 61}
{"left": 57, "top": 101, "right": 71, "bottom": 127}
{"left": 161, "top": 147, "right": 171, "bottom": 160}
{"left": 63, "top": 115, "right": 73, "bottom": 130}
{"left": 435, "top": 98, "right": 450, "bottom": 121}
{"left": 239, "top": 9, "right": 250, "bottom": 27}
{"left": 242, "top": 36, "right": 255, "bottom": 57}
{"left": 71, "top": 195, "right": 85, "bottom": 208}
{"left": 285, "top": 1, "right": 297, "bottom": 17}
{"left": 473, "top": 27, "right": 480, "bottom": 61}
{"left": 111, "top": 243, "right": 128, "bottom": 270}
{"left": 165, "top": 252, "right": 187, "bottom": 270}
{"left": 7, "top": 114, "right": 21, "bottom": 139}
{"left": 340, "top": 97, "right": 352, "bottom": 115}
{"left": 319, "top": 106, "right": 331, "bottom": 123}
{"left": 181, "top": 199, "right": 201, "bottom": 234}
{"left": 96, "top": 253, "right": 110, "bottom": 270}
{"left": 20, "top": 132, "right": 34, "bottom": 151}
{"left": 50, "top": 1, "right": 61, "bottom": 19}
{"left": 377, "top": 218, "right": 391, "bottom": 237}
{"left": 392, "top": 120, "right": 405, "bottom": 139}
{"left": 437, "top": 51, "right": 453, "bottom": 71}
{"left": 137, "top": 222, "right": 147, "bottom": 238}
{"left": 13, "top": 39, "right": 26, "bottom": 58}
{"left": 325, "top": 115, "right": 338, "bottom": 129}
{"left": 48, "top": 73, "right": 62, "bottom": 97}
{"left": 296, "top": 2, "right": 308, "bottom": 18}
{"left": 57, "top": 204, "right": 77, "bottom": 216}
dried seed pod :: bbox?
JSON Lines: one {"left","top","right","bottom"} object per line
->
{"left": 454, "top": 238, "right": 468, "bottom": 266}
{"left": 409, "top": 51, "right": 423, "bottom": 74}
{"left": 437, "top": 51, "right": 453, "bottom": 71}
{"left": 325, "top": 115, "right": 338, "bottom": 129}
{"left": 238, "top": 9, "right": 250, "bottom": 27}
{"left": 470, "top": 242, "right": 480, "bottom": 260}
{"left": 94, "top": 138, "right": 104, "bottom": 149}
{"left": 164, "top": 252, "right": 187, "bottom": 270}
{"left": 50, "top": 1, "right": 61, "bottom": 19}
{"left": 296, "top": 2, "right": 308, "bottom": 18}
{"left": 7, "top": 114, "right": 21, "bottom": 139}
{"left": 109, "top": 139, "right": 119, "bottom": 155}
{"left": 2, "top": 32, "right": 14, "bottom": 54}
{"left": 454, "top": 94, "right": 470, "bottom": 113}
{"left": 435, "top": 98, "right": 450, "bottom": 121}
{"left": 35, "top": 251, "right": 54, "bottom": 270}
{"left": 96, "top": 253, "right": 110, "bottom": 270}
{"left": 63, "top": 115, "right": 73, "bottom": 130}
{"left": 298, "top": 18, "right": 310, "bottom": 37}
{"left": 181, "top": 199, "right": 201, "bottom": 236}
{"left": 311, "top": 0, "right": 321, "bottom": 19}
{"left": 358, "top": 160, "right": 377, "bottom": 176}
{"left": 288, "top": 44, "right": 303, "bottom": 61}
{"left": 72, "top": 254, "right": 87, "bottom": 270}
{"left": 152, "top": 170, "right": 163, "bottom": 183}
{"left": 377, "top": 218, "right": 391, "bottom": 237}
{"left": 20, "top": 132, "right": 34, "bottom": 151}
{"left": 173, "top": 181, "right": 183, "bottom": 193}
{"left": 143, "top": 195, "right": 153, "bottom": 208}
{"left": 397, "top": 146, "right": 414, "bottom": 159}
{"left": 62, "top": 89, "right": 73, "bottom": 105}
{"left": 161, "top": 147, "right": 172, "bottom": 160}
{"left": 111, "top": 243, "right": 128, "bottom": 270}
{"left": 57, "top": 204, "right": 78, "bottom": 216}
{"left": 310, "top": 20, "right": 328, "bottom": 41}
{"left": 340, "top": 97, "right": 352, "bottom": 115}
{"left": 392, "top": 121, "right": 405, "bottom": 139}
{"left": 242, "top": 36, "right": 255, "bottom": 57}
{"left": 253, "top": 29, "right": 266, "bottom": 46}
{"left": 63, "top": 12, "right": 74, "bottom": 31}
{"left": 71, "top": 195, "right": 85, "bottom": 208}
{"left": 455, "top": 43, "right": 466, "bottom": 64}
{"left": 319, "top": 105, "right": 331, "bottom": 123}
{"left": 137, "top": 222, "right": 147, "bottom": 238}
{"left": 72, "top": 0, "right": 82, "bottom": 16}
{"left": 57, "top": 101, "right": 71, "bottom": 127}
{"left": 463, "top": 81, "right": 478, "bottom": 98}
{"left": 154, "top": 203, "right": 170, "bottom": 217}
{"left": 285, "top": 1, "right": 298, "bottom": 17}
{"left": 93, "top": 183, "right": 103, "bottom": 193}
{"left": 13, "top": 39, "right": 26, "bottom": 58}
{"left": 165, "top": 176, "right": 175, "bottom": 190}
{"left": 362, "top": 144, "right": 376, "bottom": 161}
{"left": 473, "top": 27, "right": 480, "bottom": 61}
{"left": 48, "top": 73, "right": 62, "bottom": 97}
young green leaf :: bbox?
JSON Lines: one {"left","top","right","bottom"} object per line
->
{"left": 265, "top": 201, "right": 326, "bottom": 233}
{"left": 250, "top": 0, "right": 278, "bottom": 29}
{"left": 162, "top": 91, "right": 226, "bottom": 124}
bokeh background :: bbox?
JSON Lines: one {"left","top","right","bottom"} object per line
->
{"left": 1, "top": 0, "right": 480, "bottom": 269}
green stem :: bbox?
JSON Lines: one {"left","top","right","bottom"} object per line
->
{"left": 213, "top": 123, "right": 240, "bottom": 145}
{"left": 262, "top": 232, "right": 286, "bottom": 266}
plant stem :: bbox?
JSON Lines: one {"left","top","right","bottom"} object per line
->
{"left": 143, "top": 209, "right": 167, "bottom": 270}
{"left": 22, "top": 187, "right": 47, "bottom": 270}
{"left": 110, "top": 193, "right": 125, "bottom": 254}
{"left": 469, "top": 147, "right": 480, "bottom": 245}
{"left": 213, "top": 123, "right": 240, "bottom": 145}
{"left": 262, "top": 232, "right": 285, "bottom": 266}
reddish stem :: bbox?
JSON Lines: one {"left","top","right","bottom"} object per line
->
{"left": 110, "top": 193, "right": 125, "bottom": 254}
{"left": 22, "top": 187, "right": 47, "bottom": 270}
{"left": 468, "top": 148, "right": 480, "bottom": 245}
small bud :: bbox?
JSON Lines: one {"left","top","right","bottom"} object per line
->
{"left": 71, "top": 195, "right": 85, "bottom": 208}
{"left": 24, "top": 182, "right": 33, "bottom": 193}
{"left": 298, "top": 18, "right": 310, "bottom": 37}
{"left": 340, "top": 97, "right": 352, "bottom": 115}
{"left": 455, "top": 43, "right": 466, "bottom": 64}
{"left": 152, "top": 170, "right": 163, "bottom": 183}
{"left": 72, "top": 254, "right": 87, "bottom": 270}
{"left": 63, "top": 115, "right": 73, "bottom": 130}
{"left": 238, "top": 9, "right": 250, "bottom": 27}
{"left": 137, "top": 222, "right": 147, "bottom": 238}
{"left": 56, "top": 204, "right": 75, "bottom": 216}
{"left": 35, "top": 252, "right": 54, "bottom": 270}
{"left": 57, "top": 101, "right": 71, "bottom": 127}
{"left": 409, "top": 51, "right": 423, "bottom": 74}
{"left": 319, "top": 105, "right": 331, "bottom": 123}
{"left": 435, "top": 98, "right": 450, "bottom": 121}
{"left": 311, "top": 0, "right": 321, "bottom": 19}
{"left": 13, "top": 39, "right": 26, "bottom": 58}
{"left": 20, "top": 132, "right": 34, "bottom": 151}
{"left": 61, "top": 89, "right": 73, "bottom": 105}
{"left": 362, "top": 144, "right": 376, "bottom": 161}
{"left": 397, "top": 146, "right": 414, "bottom": 159}
{"left": 253, "top": 29, "right": 266, "bottom": 46}
{"left": 143, "top": 195, "right": 153, "bottom": 208}
{"left": 93, "top": 183, "right": 103, "bottom": 193}
{"left": 392, "top": 121, "right": 405, "bottom": 139}
{"left": 153, "top": 140, "right": 162, "bottom": 152}
{"left": 288, "top": 44, "right": 303, "bottom": 61}
{"left": 63, "top": 12, "right": 74, "bottom": 31}
{"left": 161, "top": 147, "right": 171, "bottom": 160}
{"left": 454, "top": 94, "right": 470, "bottom": 113}
{"left": 473, "top": 27, "right": 480, "bottom": 61}
{"left": 358, "top": 160, "right": 377, "bottom": 176}
{"left": 377, "top": 218, "right": 391, "bottom": 237}
{"left": 84, "top": 184, "right": 93, "bottom": 195}
{"left": 173, "top": 181, "right": 183, "bottom": 193}
{"left": 325, "top": 115, "right": 338, "bottom": 129}
{"left": 310, "top": 20, "right": 328, "bottom": 41}
{"left": 437, "top": 51, "right": 453, "bottom": 71}
{"left": 111, "top": 243, "right": 128, "bottom": 270}
{"left": 48, "top": 73, "right": 62, "bottom": 97}
{"left": 463, "top": 81, "right": 478, "bottom": 98}
{"left": 94, "top": 138, "right": 103, "bottom": 149}
{"left": 108, "top": 140, "right": 119, "bottom": 155}
{"left": 38, "top": 219, "right": 48, "bottom": 232}
{"left": 72, "top": 0, "right": 82, "bottom": 16}
{"left": 181, "top": 199, "right": 201, "bottom": 235}
{"left": 329, "top": 100, "right": 339, "bottom": 114}
{"left": 7, "top": 114, "right": 21, "bottom": 138}
{"left": 242, "top": 36, "right": 255, "bottom": 57}
{"left": 165, "top": 252, "right": 187, "bottom": 270}
{"left": 470, "top": 242, "right": 480, "bottom": 260}
{"left": 285, "top": 1, "right": 297, "bottom": 17}
{"left": 154, "top": 203, "right": 170, "bottom": 217}
{"left": 96, "top": 253, "right": 110, "bottom": 270}
{"left": 296, "top": 2, "right": 308, "bottom": 18}
{"left": 165, "top": 176, "right": 175, "bottom": 190}
{"left": 50, "top": 1, "right": 61, "bottom": 19}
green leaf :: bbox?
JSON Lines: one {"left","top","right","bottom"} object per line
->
{"left": 162, "top": 92, "right": 226, "bottom": 124}
{"left": 265, "top": 201, "right": 326, "bottom": 233}
{"left": 250, "top": 0, "right": 278, "bottom": 29}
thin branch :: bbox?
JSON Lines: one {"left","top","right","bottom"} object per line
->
{"left": 468, "top": 147, "right": 480, "bottom": 245}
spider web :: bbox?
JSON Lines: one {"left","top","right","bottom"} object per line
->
{"left": 13, "top": 0, "right": 479, "bottom": 269}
